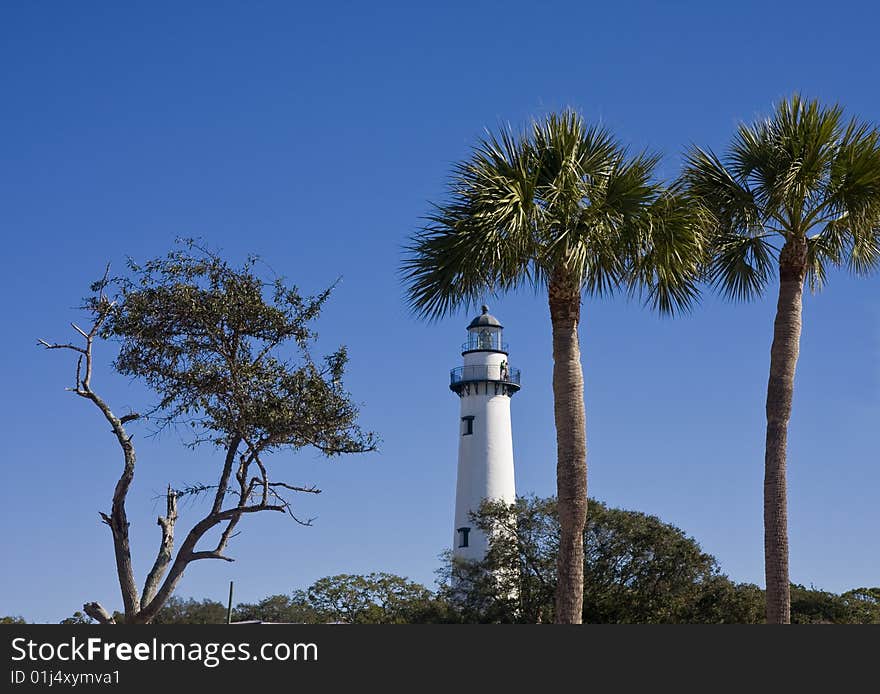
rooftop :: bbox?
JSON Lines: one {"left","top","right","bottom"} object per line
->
{"left": 467, "top": 304, "right": 503, "bottom": 330}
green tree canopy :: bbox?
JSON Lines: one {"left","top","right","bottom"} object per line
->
{"left": 151, "top": 598, "right": 228, "bottom": 624}
{"left": 307, "top": 573, "right": 438, "bottom": 624}
{"left": 233, "top": 592, "right": 323, "bottom": 624}
{"left": 443, "top": 496, "right": 762, "bottom": 624}
{"left": 0, "top": 616, "right": 27, "bottom": 624}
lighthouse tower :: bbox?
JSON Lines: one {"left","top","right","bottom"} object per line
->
{"left": 449, "top": 305, "right": 521, "bottom": 562}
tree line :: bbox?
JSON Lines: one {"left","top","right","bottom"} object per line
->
{"left": 5, "top": 497, "right": 878, "bottom": 624}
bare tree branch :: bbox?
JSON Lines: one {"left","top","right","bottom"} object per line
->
{"left": 214, "top": 516, "right": 241, "bottom": 555}
{"left": 211, "top": 436, "right": 241, "bottom": 515}
{"left": 41, "top": 295, "right": 141, "bottom": 619}
{"left": 265, "top": 485, "right": 316, "bottom": 527}
{"left": 268, "top": 482, "right": 321, "bottom": 494}
{"left": 37, "top": 339, "right": 86, "bottom": 355}
{"left": 137, "top": 501, "right": 286, "bottom": 622}
{"left": 141, "top": 486, "right": 178, "bottom": 606}
{"left": 188, "top": 551, "right": 235, "bottom": 562}
{"left": 243, "top": 437, "right": 270, "bottom": 506}
{"left": 83, "top": 602, "right": 115, "bottom": 624}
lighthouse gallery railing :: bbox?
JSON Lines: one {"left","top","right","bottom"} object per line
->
{"left": 450, "top": 364, "right": 521, "bottom": 386}
{"left": 461, "top": 335, "right": 509, "bottom": 353}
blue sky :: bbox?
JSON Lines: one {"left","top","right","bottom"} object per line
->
{"left": 1, "top": 1, "right": 878, "bottom": 622}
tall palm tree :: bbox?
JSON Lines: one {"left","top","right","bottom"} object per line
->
{"left": 682, "top": 95, "right": 880, "bottom": 624}
{"left": 402, "top": 111, "right": 705, "bottom": 623}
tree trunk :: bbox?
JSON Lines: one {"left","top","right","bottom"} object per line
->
{"left": 110, "top": 437, "right": 140, "bottom": 621}
{"left": 764, "top": 236, "right": 807, "bottom": 625}
{"left": 548, "top": 271, "right": 588, "bottom": 624}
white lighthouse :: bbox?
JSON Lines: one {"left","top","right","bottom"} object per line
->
{"left": 449, "top": 305, "right": 520, "bottom": 562}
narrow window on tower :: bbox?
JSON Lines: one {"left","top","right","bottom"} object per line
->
{"left": 461, "top": 416, "right": 474, "bottom": 436}
{"left": 457, "top": 527, "right": 470, "bottom": 548}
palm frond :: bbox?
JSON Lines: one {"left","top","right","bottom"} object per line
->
{"left": 402, "top": 205, "right": 536, "bottom": 321}
{"left": 568, "top": 150, "right": 662, "bottom": 298}
{"left": 849, "top": 226, "right": 880, "bottom": 275}
{"left": 805, "top": 233, "right": 835, "bottom": 292}
{"left": 769, "top": 95, "right": 842, "bottom": 210}
{"left": 731, "top": 96, "right": 844, "bottom": 220}
{"left": 729, "top": 117, "right": 777, "bottom": 208}
{"left": 401, "top": 124, "right": 540, "bottom": 320}
{"left": 805, "top": 213, "right": 880, "bottom": 282}
{"left": 530, "top": 110, "right": 619, "bottom": 233}
{"left": 630, "top": 189, "right": 708, "bottom": 315}
{"left": 682, "top": 146, "right": 763, "bottom": 236}
{"left": 684, "top": 95, "right": 880, "bottom": 300}
{"left": 822, "top": 121, "right": 880, "bottom": 222}
{"left": 708, "top": 233, "right": 776, "bottom": 302}
{"left": 404, "top": 109, "right": 711, "bottom": 318}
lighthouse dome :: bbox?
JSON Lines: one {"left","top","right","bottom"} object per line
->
{"left": 467, "top": 305, "right": 503, "bottom": 330}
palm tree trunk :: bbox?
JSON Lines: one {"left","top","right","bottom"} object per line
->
{"left": 764, "top": 236, "right": 807, "bottom": 625}
{"left": 548, "top": 271, "right": 587, "bottom": 624}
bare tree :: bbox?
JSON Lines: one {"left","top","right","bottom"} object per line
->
{"left": 41, "top": 242, "right": 377, "bottom": 624}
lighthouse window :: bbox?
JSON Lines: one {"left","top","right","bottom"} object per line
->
{"left": 461, "top": 416, "right": 474, "bottom": 436}
{"left": 457, "top": 527, "right": 470, "bottom": 548}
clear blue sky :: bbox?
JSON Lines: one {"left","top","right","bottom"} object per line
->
{"left": 1, "top": 1, "right": 877, "bottom": 622}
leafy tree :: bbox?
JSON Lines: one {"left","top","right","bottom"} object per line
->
{"left": 307, "top": 573, "right": 438, "bottom": 624}
{"left": 686, "top": 580, "right": 765, "bottom": 625}
{"left": 436, "top": 557, "right": 514, "bottom": 623}
{"left": 40, "top": 241, "right": 377, "bottom": 623}
{"left": 840, "top": 587, "right": 880, "bottom": 624}
{"left": 152, "top": 597, "right": 227, "bottom": 624}
{"left": 0, "top": 616, "right": 26, "bottom": 624}
{"left": 233, "top": 592, "right": 323, "bottom": 624}
{"left": 403, "top": 111, "right": 705, "bottom": 622}
{"left": 47, "top": 577, "right": 880, "bottom": 624}
{"left": 785, "top": 584, "right": 880, "bottom": 624}
{"left": 438, "top": 497, "right": 557, "bottom": 623}
{"left": 682, "top": 96, "right": 880, "bottom": 623}
{"left": 790, "top": 584, "right": 850, "bottom": 624}
{"left": 443, "top": 496, "right": 760, "bottom": 623}
{"left": 583, "top": 500, "right": 722, "bottom": 623}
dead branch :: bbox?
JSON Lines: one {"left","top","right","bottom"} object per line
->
{"left": 211, "top": 436, "right": 241, "bottom": 515}
{"left": 41, "top": 292, "right": 141, "bottom": 618}
{"left": 268, "top": 481, "right": 321, "bottom": 494}
{"left": 265, "top": 485, "right": 316, "bottom": 527}
{"left": 83, "top": 602, "right": 115, "bottom": 625}
{"left": 242, "top": 437, "right": 270, "bottom": 507}
{"left": 136, "top": 500, "right": 287, "bottom": 622}
{"left": 188, "top": 551, "right": 235, "bottom": 562}
{"left": 37, "top": 339, "right": 86, "bottom": 355}
{"left": 141, "top": 486, "right": 178, "bottom": 606}
{"left": 70, "top": 322, "right": 89, "bottom": 340}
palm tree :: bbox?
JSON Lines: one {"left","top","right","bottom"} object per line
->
{"left": 682, "top": 95, "right": 880, "bottom": 624}
{"left": 402, "top": 111, "right": 705, "bottom": 623}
